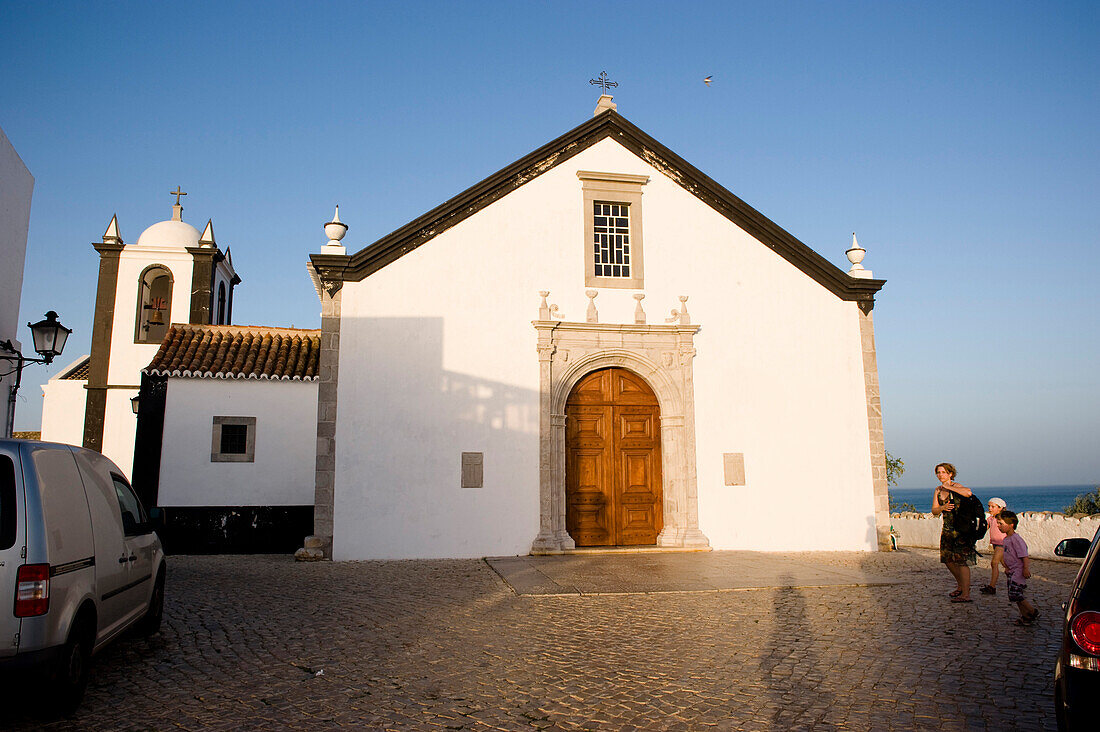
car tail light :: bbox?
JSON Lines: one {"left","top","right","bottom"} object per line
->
{"left": 1070, "top": 611, "right": 1100, "bottom": 656}
{"left": 14, "top": 564, "right": 50, "bottom": 617}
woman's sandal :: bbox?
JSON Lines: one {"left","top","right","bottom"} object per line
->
{"left": 950, "top": 596, "right": 973, "bottom": 603}
{"left": 949, "top": 590, "right": 962, "bottom": 598}
{"left": 979, "top": 585, "right": 996, "bottom": 595}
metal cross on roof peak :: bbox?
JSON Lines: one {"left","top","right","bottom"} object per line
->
{"left": 170, "top": 187, "right": 188, "bottom": 205}
{"left": 589, "top": 71, "right": 618, "bottom": 94}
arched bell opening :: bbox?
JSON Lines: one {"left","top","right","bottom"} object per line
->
{"left": 135, "top": 265, "right": 174, "bottom": 344}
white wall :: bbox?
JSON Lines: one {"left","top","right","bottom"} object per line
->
{"left": 332, "top": 137, "right": 877, "bottom": 559}
{"left": 39, "top": 356, "right": 89, "bottom": 447}
{"left": 891, "top": 511, "right": 1099, "bottom": 559}
{"left": 158, "top": 377, "right": 317, "bottom": 507}
{"left": 0, "top": 126, "right": 34, "bottom": 436}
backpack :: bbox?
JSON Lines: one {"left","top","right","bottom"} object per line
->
{"left": 956, "top": 494, "right": 988, "bottom": 542}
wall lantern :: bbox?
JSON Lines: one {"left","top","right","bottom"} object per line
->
{"left": 27, "top": 311, "right": 72, "bottom": 364}
{"left": 1, "top": 311, "right": 72, "bottom": 438}
{"left": 131, "top": 394, "right": 141, "bottom": 415}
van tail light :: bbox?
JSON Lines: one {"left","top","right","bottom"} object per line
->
{"left": 14, "top": 564, "right": 50, "bottom": 617}
{"left": 1071, "top": 611, "right": 1100, "bottom": 656}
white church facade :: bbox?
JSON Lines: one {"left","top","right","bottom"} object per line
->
{"left": 302, "top": 97, "right": 890, "bottom": 560}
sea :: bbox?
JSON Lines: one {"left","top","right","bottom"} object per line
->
{"left": 889, "top": 484, "right": 1098, "bottom": 514}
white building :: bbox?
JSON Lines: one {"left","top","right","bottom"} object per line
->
{"left": 0, "top": 125, "right": 35, "bottom": 437}
{"left": 302, "top": 97, "right": 890, "bottom": 561}
{"left": 135, "top": 323, "right": 319, "bottom": 552}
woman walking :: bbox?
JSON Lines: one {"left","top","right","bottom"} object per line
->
{"left": 931, "top": 462, "right": 976, "bottom": 602}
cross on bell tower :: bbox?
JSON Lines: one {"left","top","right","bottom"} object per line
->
{"left": 170, "top": 186, "right": 187, "bottom": 221}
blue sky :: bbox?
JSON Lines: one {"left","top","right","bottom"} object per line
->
{"left": 2, "top": 1, "right": 1097, "bottom": 488}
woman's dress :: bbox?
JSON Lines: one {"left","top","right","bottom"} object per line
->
{"left": 939, "top": 494, "right": 977, "bottom": 565}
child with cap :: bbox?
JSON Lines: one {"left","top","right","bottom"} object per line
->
{"left": 980, "top": 497, "right": 1008, "bottom": 594}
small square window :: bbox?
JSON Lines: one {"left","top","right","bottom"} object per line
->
{"left": 211, "top": 416, "right": 256, "bottom": 463}
{"left": 220, "top": 424, "right": 248, "bottom": 454}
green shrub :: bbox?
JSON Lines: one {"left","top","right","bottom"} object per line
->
{"left": 886, "top": 450, "right": 904, "bottom": 487}
{"left": 1064, "top": 488, "right": 1100, "bottom": 516}
{"left": 885, "top": 450, "right": 917, "bottom": 512}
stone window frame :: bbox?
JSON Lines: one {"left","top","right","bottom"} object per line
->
{"left": 531, "top": 316, "right": 710, "bottom": 554}
{"left": 211, "top": 416, "right": 257, "bottom": 463}
{"left": 578, "top": 171, "right": 648, "bottom": 290}
{"left": 134, "top": 264, "right": 174, "bottom": 344}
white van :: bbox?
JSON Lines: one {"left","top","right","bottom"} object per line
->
{"left": 0, "top": 439, "right": 166, "bottom": 714}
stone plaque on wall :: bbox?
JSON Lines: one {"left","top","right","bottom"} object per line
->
{"left": 723, "top": 453, "right": 745, "bottom": 486}
{"left": 462, "top": 452, "right": 483, "bottom": 489}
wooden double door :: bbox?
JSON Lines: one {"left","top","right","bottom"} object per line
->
{"left": 565, "top": 368, "right": 663, "bottom": 546}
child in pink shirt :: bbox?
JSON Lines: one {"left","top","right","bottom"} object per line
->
{"left": 997, "top": 510, "right": 1039, "bottom": 626}
{"left": 980, "top": 497, "right": 1007, "bottom": 594}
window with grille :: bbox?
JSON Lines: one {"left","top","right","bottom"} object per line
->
{"left": 578, "top": 171, "right": 648, "bottom": 289}
{"left": 593, "top": 202, "right": 631, "bottom": 278}
{"left": 211, "top": 416, "right": 256, "bottom": 462}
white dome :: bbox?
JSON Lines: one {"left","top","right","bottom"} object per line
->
{"left": 134, "top": 219, "right": 200, "bottom": 248}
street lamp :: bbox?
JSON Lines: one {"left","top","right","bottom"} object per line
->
{"left": 1, "top": 311, "right": 72, "bottom": 438}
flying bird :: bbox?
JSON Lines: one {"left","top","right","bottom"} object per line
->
{"left": 703, "top": 75, "right": 713, "bottom": 86}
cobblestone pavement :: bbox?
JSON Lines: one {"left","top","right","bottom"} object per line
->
{"left": 0, "top": 548, "right": 1079, "bottom": 730}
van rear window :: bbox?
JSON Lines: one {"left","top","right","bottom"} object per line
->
{"left": 1, "top": 455, "right": 16, "bottom": 550}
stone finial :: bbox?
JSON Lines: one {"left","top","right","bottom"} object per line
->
{"left": 538, "top": 291, "right": 563, "bottom": 320}
{"left": 846, "top": 232, "right": 873, "bottom": 278}
{"left": 594, "top": 94, "right": 617, "bottom": 116}
{"left": 199, "top": 219, "right": 216, "bottom": 248}
{"left": 322, "top": 205, "right": 348, "bottom": 254}
{"left": 633, "top": 293, "right": 646, "bottom": 324}
{"left": 585, "top": 289, "right": 599, "bottom": 323}
{"left": 667, "top": 295, "right": 691, "bottom": 325}
{"left": 102, "top": 214, "right": 122, "bottom": 245}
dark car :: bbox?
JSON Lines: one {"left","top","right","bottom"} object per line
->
{"left": 1053, "top": 524, "right": 1100, "bottom": 731}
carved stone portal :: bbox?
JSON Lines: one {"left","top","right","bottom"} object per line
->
{"left": 531, "top": 299, "right": 710, "bottom": 553}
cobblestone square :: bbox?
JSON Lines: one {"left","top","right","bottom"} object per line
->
{"left": 1, "top": 548, "right": 1077, "bottom": 730}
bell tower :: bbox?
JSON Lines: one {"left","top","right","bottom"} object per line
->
{"left": 79, "top": 189, "right": 239, "bottom": 476}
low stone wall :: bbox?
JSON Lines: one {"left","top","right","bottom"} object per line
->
{"left": 890, "top": 512, "right": 1099, "bottom": 559}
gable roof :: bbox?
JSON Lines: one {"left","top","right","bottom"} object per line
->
{"left": 144, "top": 324, "right": 320, "bottom": 381}
{"left": 310, "top": 109, "right": 885, "bottom": 303}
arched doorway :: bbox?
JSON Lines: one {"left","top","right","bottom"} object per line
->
{"left": 565, "top": 367, "right": 663, "bottom": 546}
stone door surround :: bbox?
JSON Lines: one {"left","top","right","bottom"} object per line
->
{"left": 532, "top": 293, "right": 710, "bottom": 553}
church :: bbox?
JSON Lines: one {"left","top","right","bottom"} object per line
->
{"left": 42, "top": 94, "right": 890, "bottom": 559}
{"left": 302, "top": 95, "right": 889, "bottom": 560}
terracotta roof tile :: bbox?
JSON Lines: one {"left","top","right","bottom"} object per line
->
{"left": 62, "top": 357, "right": 91, "bottom": 380}
{"left": 144, "top": 324, "right": 321, "bottom": 381}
